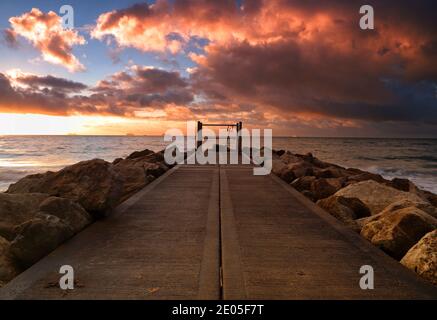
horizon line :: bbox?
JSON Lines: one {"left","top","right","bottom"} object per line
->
{"left": 0, "top": 134, "right": 436, "bottom": 139}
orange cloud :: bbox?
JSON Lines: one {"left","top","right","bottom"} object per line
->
{"left": 9, "top": 8, "right": 86, "bottom": 72}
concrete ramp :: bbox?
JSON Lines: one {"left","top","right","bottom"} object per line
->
{"left": 1, "top": 164, "right": 436, "bottom": 299}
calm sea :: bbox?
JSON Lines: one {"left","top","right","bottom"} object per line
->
{"left": 0, "top": 136, "right": 436, "bottom": 193}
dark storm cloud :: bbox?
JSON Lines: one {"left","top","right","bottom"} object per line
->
{"left": 15, "top": 74, "right": 88, "bottom": 92}
{"left": 92, "top": 66, "right": 194, "bottom": 109}
{"left": 0, "top": 73, "right": 96, "bottom": 115}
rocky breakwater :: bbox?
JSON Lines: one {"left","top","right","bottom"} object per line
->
{"left": 272, "top": 149, "right": 437, "bottom": 286}
{"left": 0, "top": 149, "right": 171, "bottom": 287}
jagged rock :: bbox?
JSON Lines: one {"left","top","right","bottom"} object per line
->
{"left": 279, "top": 151, "right": 301, "bottom": 164}
{"left": 10, "top": 214, "right": 74, "bottom": 267}
{"left": 317, "top": 196, "right": 370, "bottom": 231}
{"left": 142, "top": 150, "right": 166, "bottom": 164}
{"left": 301, "top": 190, "right": 316, "bottom": 201}
{"left": 401, "top": 230, "right": 437, "bottom": 285}
{"left": 390, "top": 178, "right": 416, "bottom": 192}
{"left": 289, "top": 162, "right": 313, "bottom": 178}
{"left": 0, "top": 236, "right": 18, "bottom": 286}
{"left": 421, "top": 191, "right": 437, "bottom": 208}
{"left": 273, "top": 149, "right": 286, "bottom": 157}
{"left": 291, "top": 176, "right": 317, "bottom": 192}
{"left": 126, "top": 149, "right": 154, "bottom": 160}
{"left": 361, "top": 207, "right": 437, "bottom": 260}
{"left": 314, "top": 167, "right": 349, "bottom": 179}
{"left": 144, "top": 162, "right": 169, "bottom": 178}
{"left": 38, "top": 197, "right": 92, "bottom": 233}
{"left": 112, "top": 158, "right": 123, "bottom": 165}
{"left": 7, "top": 159, "right": 124, "bottom": 218}
{"left": 113, "top": 151, "right": 170, "bottom": 198}
{"left": 113, "top": 161, "right": 148, "bottom": 198}
{"left": 310, "top": 178, "right": 343, "bottom": 200}
{"left": 0, "top": 193, "right": 49, "bottom": 240}
{"left": 335, "top": 180, "right": 426, "bottom": 215}
{"left": 272, "top": 160, "right": 295, "bottom": 183}
{"left": 346, "top": 172, "right": 387, "bottom": 185}
{"left": 346, "top": 168, "right": 366, "bottom": 175}
{"left": 380, "top": 199, "right": 437, "bottom": 219}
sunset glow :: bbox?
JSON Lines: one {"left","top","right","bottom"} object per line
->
{"left": 0, "top": 1, "right": 436, "bottom": 137}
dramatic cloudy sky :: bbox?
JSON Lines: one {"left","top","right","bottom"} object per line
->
{"left": 0, "top": 0, "right": 436, "bottom": 136}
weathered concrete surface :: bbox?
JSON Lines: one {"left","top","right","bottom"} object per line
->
{"left": 0, "top": 165, "right": 220, "bottom": 299}
{"left": 220, "top": 166, "right": 437, "bottom": 299}
{"left": 1, "top": 163, "right": 436, "bottom": 299}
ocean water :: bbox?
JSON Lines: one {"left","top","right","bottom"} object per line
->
{"left": 0, "top": 136, "right": 436, "bottom": 193}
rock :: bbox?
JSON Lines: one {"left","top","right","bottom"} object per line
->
{"left": 0, "top": 193, "right": 49, "bottom": 240}
{"left": 401, "top": 230, "right": 437, "bottom": 285}
{"left": 272, "top": 160, "right": 295, "bottom": 183}
{"left": 379, "top": 199, "right": 437, "bottom": 219}
{"left": 10, "top": 214, "right": 74, "bottom": 267}
{"left": 346, "top": 168, "right": 366, "bottom": 175}
{"left": 390, "top": 178, "right": 416, "bottom": 192}
{"left": 112, "top": 158, "right": 123, "bottom": 165}
{"left": 310, "top": 178, "right": 343, "bottom": 200}
{"left": 144, "top": 162, "right": 169, "bottom": 178}
{"left": 317, "top": 196, "right": 370, "bottom": 231}
{"left": 289, "top": 162, "right": 313, "bottom": 178}
{"left": 273, "top": 150, "right": 286, "bottom": 157}
{"left": 334, "top": 180, "right": 426, "bottom": 215}
{"left": 113, "top": 151, "right": 170, "bottom": 199}
{"left": 272, "top": 159, "right": 287, "bottom": 175}
{"left": 142, "top": 150, "right": 166, "bottom": 164}
{"left": 5, "top": 172, "right": 56, "bottom": 194}
{"left": 300, "top": 153, "right": 332, "bottom": 169}
{"left": 346, "top": 172, "right": 387, "bottom": 185}
{"left": 356, "top": 199, "right": 437, "bottom": 230}
{"left": 126, "top": 149, "right": 154, "bottom": 160}
{"left": 314, "top": 167, "right": 349, "bottom": 179}
{"left": 279, "top": 151, "right": 301, "bottom": 164}
{"left": 8, "top": 159, "right": 124, "bottom": 219}
{"left": 290, "top": 176, "right": 317, "bottom": 192}
{"left": 301, "top": 190, "right": 316, "bottom": 202}
{"left": 361, "top": 207, "right": 437, "bottom": 260}
{"left": 38, "top": 197, "right": 92, "bottom": 233}
{"left": 113, "top": 161, "right": 148, "bottom": 198}
{"left": 0, "top": 236, "right": 18, "bottom": 285}
{"left": 421, "top": 191, "right": 437, "bottom": 208}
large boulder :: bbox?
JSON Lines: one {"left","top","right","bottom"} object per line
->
{"left": 361, "top": 207, "right": 437, "bottom": 260}
{"left": 421, "top": 190, "right": 437, "bottom": 208}
{"left": 272, "top": 160, "right": 295, "bottom": 183}
{"left": 7, "top": 159, "right": 124, "bottom": 218}
{"left": 401, "top": 230, "right": 437, "bottom": 285}
{"left": 310, "top": 178, "right": 344, "bottom": 200}
{"left": 38, "top": 197, "right": 92, "bottom": 233}
{"left": 389, "top": 178, "right": 417, "bottom": 192}
{"left": 0, "top": 193, "right": 49, "bottom": 240}
{"left": 290, "top": 176, "right": 317, "bottom": 192}
{"left": 334, "top": 180, "right": 426, "bottom": 215}
{"left": 126, "top": 149, "right": 154, "bottom": 160}
{"left": 0, "top": 236, "right": 18, "bottom": 286}
{"left": 317, "top": 196, "right": 371, "bottom": 231}
{"left": 113, "top": 161, "right": 149, "bottom": 198}
{"left": 289, "top": 162, "right": 314, "bottom": 178}
{"left": 314, "top": 167, "right": 349, "bottom": 179}
{"left": 346, "top": 172, "right": 387, "bottom": 185}
{"left": 279, "top": 151, "right": 301, "bottom": 164}
{"left": 379, "top": 199, "right": 437, "bottom": 219}
{"left": 113, "top": 150, "right": 170, "bottom": 199}
{"left": 10, "top": 214, "right": 74, "bottom": 267}
{"left": 143, "top": 162, "right": 169, "bottom": 178}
